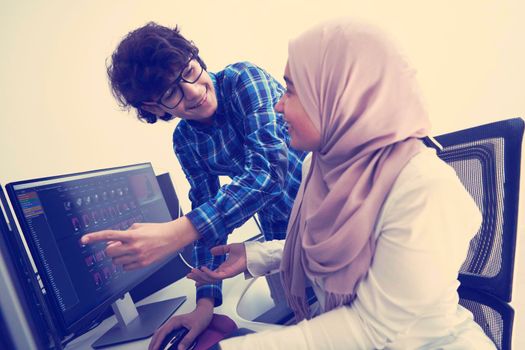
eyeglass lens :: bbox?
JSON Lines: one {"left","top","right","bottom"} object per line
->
{"left": 160, "top": 60, "right": 204, "bottom": 109}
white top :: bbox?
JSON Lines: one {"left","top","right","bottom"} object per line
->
{"left": 220, "top": 148, "right": 496, "bottom": 349}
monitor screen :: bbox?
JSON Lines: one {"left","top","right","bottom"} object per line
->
{"left": 6, "top": 163, "right": 174, "bottom": 335}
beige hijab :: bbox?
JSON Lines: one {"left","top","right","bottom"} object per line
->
{"left": 280, "top": 19, "right": 431, "bottom": 321}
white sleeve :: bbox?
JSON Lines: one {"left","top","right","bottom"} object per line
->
{"left": 221, "top": 157, "right": 481, "bottom": 349}
{"left": 244, "top": 240, "right": 286, "bottom": 277}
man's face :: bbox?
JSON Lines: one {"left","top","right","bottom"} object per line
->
{"left": 142, "top": 58, "right": 218, "bottom": 123}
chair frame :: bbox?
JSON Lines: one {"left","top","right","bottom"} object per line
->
{"left": 433, "top": 117, "right": 524, "bottom": 350}
{"left": 434, "top": 118, "right": 524, "bottom": 302}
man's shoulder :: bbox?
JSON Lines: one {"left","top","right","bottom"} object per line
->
{"left": 172, "top": 120, "right": 191, "bottom": 146}
{"left": 216, "top": 61, "right": 282, "bottom": 98}
{"left": 218, "top": 61, "right": 278, "bottom": 85}
{"left": 220, "top": 61, "right": 262, "bottom": 75}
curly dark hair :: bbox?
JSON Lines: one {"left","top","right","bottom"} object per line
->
{"left": 107, "top": 22, "right": 207, "bottom": 123}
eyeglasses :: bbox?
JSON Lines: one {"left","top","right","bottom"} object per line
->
{"left": 156, "top": 56, "right": 205, "bottom": 109}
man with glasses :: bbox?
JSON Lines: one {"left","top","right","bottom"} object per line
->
{"left": 81, "top": 22, "right": 305, "bottom": 348}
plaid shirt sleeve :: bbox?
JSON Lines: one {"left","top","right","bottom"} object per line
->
{"left": 177, "top": 65, "right": 291, "bottom": 306}
{"left": 173, "top": 139, "right": 226, "bottom": 305}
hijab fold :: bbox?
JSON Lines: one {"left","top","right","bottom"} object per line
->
{"left": 280, "top": 19, "right": 431, "bottom": 321}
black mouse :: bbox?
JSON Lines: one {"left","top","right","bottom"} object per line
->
{"left": 159, "top": 327, "right": 197, "bottom": 350}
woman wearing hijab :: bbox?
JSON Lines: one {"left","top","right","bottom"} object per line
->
{"left": 183, "top": 19, "right": 496, "bottom": 349}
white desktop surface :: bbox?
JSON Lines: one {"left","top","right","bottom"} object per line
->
{"left": 65, "top": 272, "right": 282, "bottom": 350}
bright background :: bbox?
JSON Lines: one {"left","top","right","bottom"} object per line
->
{"left": 1, "top": 0, "right": 524, "bottom": 348}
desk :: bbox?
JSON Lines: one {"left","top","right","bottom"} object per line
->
{"left": 66, "top": 272, "right": 283, "bottom": 349}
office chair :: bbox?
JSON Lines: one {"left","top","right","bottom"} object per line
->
{"left": 430, "top": 117, "right": 524, "bottom": 350}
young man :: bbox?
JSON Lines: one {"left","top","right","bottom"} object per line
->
{"left": 81, "top": 22, "right": 305, "bottom": 348}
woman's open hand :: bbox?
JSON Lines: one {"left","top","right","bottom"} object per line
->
{"left": 187, "top": 243, "right": 247, "bottom": 285}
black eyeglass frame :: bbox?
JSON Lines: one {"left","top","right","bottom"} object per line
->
{"left": 156, "top": 55, "right": 205, "bottom": 109}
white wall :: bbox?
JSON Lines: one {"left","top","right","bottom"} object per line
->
{"left": 1, "top": 0, "right": 524, "bottom": 347}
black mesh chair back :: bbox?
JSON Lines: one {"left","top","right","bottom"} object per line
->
{"left": 457, "top": 286, "right": 514, "bottom": 350}
{"left": 428, "top": 117, "right": 524, "bottom": 350}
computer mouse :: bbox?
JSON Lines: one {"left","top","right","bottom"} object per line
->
{"left": 159, "top": 327, "right": 197, "bottom": 350}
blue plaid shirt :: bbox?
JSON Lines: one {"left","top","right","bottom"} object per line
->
{"left": 173, "top": 62, "right": 306, "bottom": 306}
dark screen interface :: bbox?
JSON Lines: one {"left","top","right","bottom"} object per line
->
{"left": 10, "top": 164, "right": 172, "bottom": 329}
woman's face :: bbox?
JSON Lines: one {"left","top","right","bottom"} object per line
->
{"left": 275, "top": 63, "right": 321, "bottom": 152}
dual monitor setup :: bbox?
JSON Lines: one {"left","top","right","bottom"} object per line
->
{"left": 0, "top": 163, "right": 193, "bottom": 349}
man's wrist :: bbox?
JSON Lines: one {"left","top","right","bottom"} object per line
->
{"left": 168, "top": 216, "right": 200, "bottom": 254}
{"left": 196, "top": 297, "right": 215, "bottom": 312}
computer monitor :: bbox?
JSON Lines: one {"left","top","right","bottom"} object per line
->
{"left": 0, "top": 185, "right": 59, "bottom": 349}
{"left": 6, "top": 163, "right": 187, "bottom": 348}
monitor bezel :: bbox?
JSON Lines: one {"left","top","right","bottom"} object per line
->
{"left": 6, "top": 162, "right": 174, "bottom": 336}
{"left": 0, "top": 185, "right": 54, "bottom": 348}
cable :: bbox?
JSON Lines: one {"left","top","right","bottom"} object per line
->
{"left": 178, "top": 251, "right": 195, "bottom": 270}
{"left": 427, "top": 135, "right": 444, "bottom": 151}
{"left": 176, "top": 204, "right": 195, "bottom": 269}
{"left": 252, "top": 214, "right": 263, "bottom": 235}
{"left": 175, "top": 205, "right": 264, "bottom": 270}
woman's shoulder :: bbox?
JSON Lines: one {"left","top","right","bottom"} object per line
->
{"left": 394, "top": 147, "right": 462, "bottom": 193}
{"left": 384, "top": 146, "right": 481, "bottom": 229}
{"left": 372, "top": 147, "right": 482, "bottom": 251}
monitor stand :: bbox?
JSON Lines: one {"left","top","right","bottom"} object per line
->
{"left": 91, "top": 293, "right": 186, "bottom": 348}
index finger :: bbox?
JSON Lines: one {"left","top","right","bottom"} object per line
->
{"left": 178, "top": 325, "right": 199, "bottom": 350}
{"left": 150, "top": 317, "right": 183, "bottom": 350}
{"left": 81, "top": 230, "right": 130, "bottom": 245}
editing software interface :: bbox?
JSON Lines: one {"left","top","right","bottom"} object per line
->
{"left": 7, "top": 163, "right": 173, "bottom": 332}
